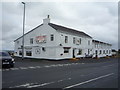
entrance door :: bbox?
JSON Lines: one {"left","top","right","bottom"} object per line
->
{"left": 95, "top": 50, "right": 98, "bottom": 58}
{"left": 73, "top": 49, "right": 75, "bottom": 58}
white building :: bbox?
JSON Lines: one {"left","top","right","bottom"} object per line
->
{"left": 14, "top": 16, "right": 112, "bottom": 60}
{"left": 92, "top": 40, "right": 112, "bottom": 58}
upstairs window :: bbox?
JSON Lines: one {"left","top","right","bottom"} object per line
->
{"left": 73, "top": 37, "right": 75, "bottom": 44}
{"left": 50, "top": 34, "right": 54, "bottom": 41}
{"left": 79, "top": 38, "right": 81, "bottom": 44}
{"left": 30, "top": 38, "right": 33, "bottom": 44}
{"left": 65, "top": 36, "right": 68, "bottom": 43}
{"left": 88, "top": 40, "right": 90, "bottom": 45}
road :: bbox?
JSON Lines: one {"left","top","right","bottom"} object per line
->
{"left": 2, "top": 57, "right": 119, "bottom": 89}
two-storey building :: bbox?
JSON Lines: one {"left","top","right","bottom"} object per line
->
{"left": 14, "top": 16, "right": 112, "bottom": 60}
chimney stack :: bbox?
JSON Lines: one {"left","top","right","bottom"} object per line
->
{"left": 43, "top": 15, "right": 50, "bottom": 24}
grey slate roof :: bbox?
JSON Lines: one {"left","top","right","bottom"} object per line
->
{"left": 14, "top": 22, "right": 92, "bottom": 42}
{"left": 92, "top": 40, "right": 112, "bottom": 46}
{"left": 48, "top": 23, "right": 92, "bottom": 38}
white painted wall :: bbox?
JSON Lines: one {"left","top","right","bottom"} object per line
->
{"left": 92, "top": 41, "right": 112, "bottom": 58}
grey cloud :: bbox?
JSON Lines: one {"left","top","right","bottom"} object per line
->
{"left": 2, "top": 2, "right": 118, "bottom": 50}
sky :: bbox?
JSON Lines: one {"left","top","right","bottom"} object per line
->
{"left": 1, "top": 1, "right": 118, "bottom": 50}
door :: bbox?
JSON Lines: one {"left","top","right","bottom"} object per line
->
{"left": 73, "top": 49, "right": 75, "bottom": 58}
{"left": 95, "top": 50, "right": 98, "bottom": 58}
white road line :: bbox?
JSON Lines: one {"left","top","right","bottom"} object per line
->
{"left": 27, "top": 82, "right": 55, "bottom": 88}
{"left": 10, "top": 68, "right": 19, "bottom": 70}
{"left": 2, "top": 63, "right": 82, "bottom": 71}
{"left": 101, "top": 64, "right": 115, "bottom": 68}
{"left": 63, "top": 73, "right": 114, "bottom": 89}
{"left": 9, "top": 78, "right": 72, "bottom": 88}
{"left": 9, "top": 83, "right": 34, "bottom": 88}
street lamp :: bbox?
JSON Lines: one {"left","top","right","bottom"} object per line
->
{"left": 22, "top": 2, "right": 25, "bottom": 60}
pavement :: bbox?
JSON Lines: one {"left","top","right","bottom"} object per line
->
{"left": 2, "top": 57, "right": 119, "bottom": 89}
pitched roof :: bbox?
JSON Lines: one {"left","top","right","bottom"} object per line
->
{"left": 92, "top": 40, "right": 112, "bottom": 46}
{"left": 48, "top": 23, "right": 92, "bottom": 38}
{"left": 14, "top": 22, "right": 92, "bottom": 42}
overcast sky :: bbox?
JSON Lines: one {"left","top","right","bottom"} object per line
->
{"left": 1, "top": 1, "right": 118, "bottom": 50}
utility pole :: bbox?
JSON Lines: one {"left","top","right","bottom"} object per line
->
{"left": 22, "top": 2, "right": 25, "bottom": 60}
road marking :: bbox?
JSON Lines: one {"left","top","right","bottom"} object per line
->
{"left": 10, "top": 68, "right": 19, "bottom": 70}
{"left": 63, "top": 73, "right": 114, "bottom": 89}
{"left": 101, "top": 64, "right": 115, "bottom": 68}
{"left": 9, "top": 83, "right": 34, "bottom": 88}
{"left": 2, "top": 63, "right": 82, "bottom": 71}
{"left": 28, "top": 82, "right": 55, "bottom": 88}
{"left": 9, "top": 77, "right": 72, "bottom": 88}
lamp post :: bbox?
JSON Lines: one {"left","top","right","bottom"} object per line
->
{"left": 22, "top": 2, "right": 25, "bottom": 60}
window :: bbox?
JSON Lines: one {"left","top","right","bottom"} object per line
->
{"left": 30, "top": 38, "right": 33, "bottom": 44}
{"left": 50, "top": 34, "right": 54, "bottom": 41}
{"left": 103, "top": 50, "right": 105, "bottom": 54}
{"left": 64, "top": 48, "right": 69, "bottom": 53}
{"left": 80, "top": 38, "right": 81, "bottom": 44}
{"left": 77, "top": 49, "right": 82, "bottom": 55}
{"left": 73, "top": 37, "right": 75, "bottom": 44}
{"left": 106, "top": 50, "right": 108, "bottom": 54}
{"left": 42, "top": 47, "right": 46, "bottom": 52}
{"left": 88, "top": 49, "right": 90, "bottom": 54}
{"left": 26, "top": 51, "right": 32, "bottom": 56}
{"left": 99, "top": 50, "right": 102, "bottom": 54}
{"left": 95, "top": 50, "right": 98, "bottom": 54}
{"left": 65, "top": 36, "right": 68, "bottom": 43}
{"left": 19, "top": 51, "right": 22, "bottom": 55}
{"left": 88, "top": 40, "right": 90, "bottom": 45}
{"left": 109, "top": 50, "right": 111, "bottom": 54}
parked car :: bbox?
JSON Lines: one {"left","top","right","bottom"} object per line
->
{"left": 0, "top": 51, "right": 15, "bottom": 68}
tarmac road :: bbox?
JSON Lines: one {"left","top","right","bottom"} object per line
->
{"left": 2, "top": 57, "right": 119, "bottom": 89}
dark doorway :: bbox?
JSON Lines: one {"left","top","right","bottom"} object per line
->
{"left": 73, "top": 49, "right": 75, "bottom": 58}
{"left": 95, "top": 50, "right": 98, "bottom": 58}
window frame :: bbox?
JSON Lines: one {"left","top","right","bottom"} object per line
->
{"left": 65, "top": 36, "right": 68, "bottom": 43}
{"left": 26, "top": 51, "right": 32, "bottom": 56}
{"left": 50, "top": 34, "right": 54, "bottom": 41}
{"left": 30, "top": 38, "right": 33, "bottom": 44}
{"left": 64, "top": 48, "right": 69, "bottom": 53}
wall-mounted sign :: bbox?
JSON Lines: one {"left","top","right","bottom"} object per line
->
{"left": 36, "top": 35, "right": 46, "bottom": 43}
{"left": 76, "top": 38, "right": 80, "bottom": 45}
{"left": 35, "top": 48, "right": 41, "bottom": 54}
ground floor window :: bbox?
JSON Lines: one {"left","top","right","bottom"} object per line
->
{"left": 26, "top": 51, "right": 32, "bottom": 56}
{"left": 99, "top": 50, "right": 102, "bottom": 54}
{"left": 19, "top": 51, "right": 22, "bottom": 55}
{"left": 109, "top": 50, "right": 111, "bottom": 54}
{"left": 77, "top": 49, "right": 82, "bottom": 55}
{"left": 103, "top": 50, "right": 105, "bottom": 54}
{"left": 95, "top": 50, "right": 98, "bottom": 54}
{"left": 64, "top": 48, "right": 70, "bottom": 53}
{"left": 42, "top": 47, "right": 46, "bottom": 52}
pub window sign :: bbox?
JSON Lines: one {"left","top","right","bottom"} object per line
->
{"left": 36, "top": 35, "right": 46, "bottom": 43}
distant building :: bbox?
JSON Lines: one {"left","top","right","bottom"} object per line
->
{"left": 14, "top": 16, "right": 112, "bottom": 60}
